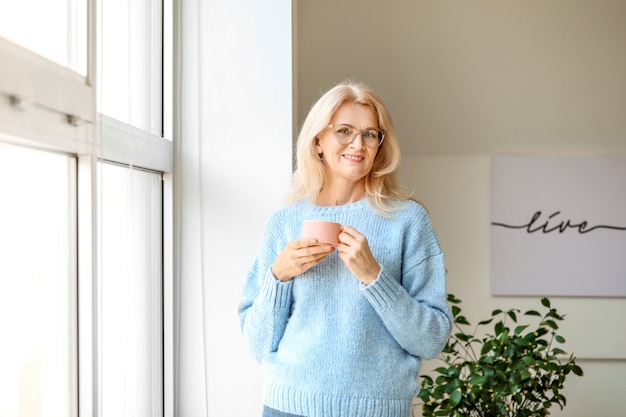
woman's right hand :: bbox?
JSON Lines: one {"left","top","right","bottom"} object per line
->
{"left": 271, "top": 239, "right": 335, "bottom": 282}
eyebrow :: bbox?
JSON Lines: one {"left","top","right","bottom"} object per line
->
{"left": 335, "top": 123, "right": 380, "bottom": 130}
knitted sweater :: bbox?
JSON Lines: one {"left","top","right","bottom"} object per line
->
{"left": 239, "top": 199, "right": 452, "bottom": 417}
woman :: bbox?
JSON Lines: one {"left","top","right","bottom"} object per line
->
{"left": 239, "top": 80, "right": 452, "bottom": 417}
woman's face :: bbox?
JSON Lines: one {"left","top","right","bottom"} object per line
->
{"left": 315, "top": 102, "right": 380, "bottom": 185}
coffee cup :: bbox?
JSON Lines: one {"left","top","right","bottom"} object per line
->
{"left": 301, "top": 220, "right": 342, "bottom": 246}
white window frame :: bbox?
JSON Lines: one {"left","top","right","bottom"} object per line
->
{"left": 0, "top": 0, "right": 177, "bottom": 415}
{"left": 0, "top": 36, "right": 94, "bottom": 154}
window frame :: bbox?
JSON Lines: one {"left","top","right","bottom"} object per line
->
{"left": 0, "top": 0, "right": 176, "bottom": 415}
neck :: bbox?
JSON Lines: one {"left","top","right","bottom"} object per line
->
{"left": 316, "top": 182, "right": 366, "bottom": 206}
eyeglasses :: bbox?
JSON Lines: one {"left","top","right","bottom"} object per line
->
{"left": 326, "top": 124, "right": 386, "bottom": 148}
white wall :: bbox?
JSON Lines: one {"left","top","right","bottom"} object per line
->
{"left": 297, "top": 1, "right": 626, "bottom": 416}
{"left": 178, "top": 0, "right": 293, "bottom": 415}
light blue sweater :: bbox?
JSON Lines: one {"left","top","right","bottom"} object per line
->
{"left": 239, "top": 199, "right": 452, "bottom": 417}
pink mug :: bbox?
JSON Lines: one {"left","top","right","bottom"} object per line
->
{"left": 301, "top": 220, "right": 342, "bottom": 246}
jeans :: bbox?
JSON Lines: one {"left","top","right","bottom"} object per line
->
{"left": 262, "top": 405, "right": 305, "bottom": 417}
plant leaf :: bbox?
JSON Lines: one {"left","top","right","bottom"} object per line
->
{"left": 456, "top": 316, "right": 471, "bottom": 326}
{"left": 447, "top": 294, "right": 461, "bottom": 304}
{"left": 450, "top": 389, "right": 463, "bottom": 406}
{"left": 524, "top": 309, "right": 541, "bottom": 317}
{"left": 455, "top": 332, "right": 472, "bottom": 342}
{"left": 417, "top": 294, "right": 584, "bottom": 416}
{"left": 542, "top": 319, "right": 559, "bottom": 330}
{"left": 514, "top": 324, "right": 529, "bottom": 335}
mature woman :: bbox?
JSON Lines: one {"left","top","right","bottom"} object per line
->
{"left": 239, "top": 80, "right": 452, "bottom": 417}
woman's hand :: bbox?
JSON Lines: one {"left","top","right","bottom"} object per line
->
{"left": 337, "top": 226, "right": 381, "bottom": 285}
{"left": 271, "top": 238, "right": 335, "bottom": 282}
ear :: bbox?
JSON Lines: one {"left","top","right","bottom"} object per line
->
{"left": 315, "top": 137, "right": 323, "bottom": 155}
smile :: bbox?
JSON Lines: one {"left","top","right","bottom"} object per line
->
{"left": 343, "top": 154, "right": 364, "bottom": 161}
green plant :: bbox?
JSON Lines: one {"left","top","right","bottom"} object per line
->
{"left": 417, "top": 294, "right": 583, "bottom": 417}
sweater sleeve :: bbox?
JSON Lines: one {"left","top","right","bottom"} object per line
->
{"left": 360, "top": 206, "right": 452, "bottom": 359}
{"left": 238, "top": 215, "right": 294, "bottom": 363}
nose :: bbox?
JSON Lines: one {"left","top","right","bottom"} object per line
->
{"left": 349, "top": 132, "right": 366, "bottom": 149}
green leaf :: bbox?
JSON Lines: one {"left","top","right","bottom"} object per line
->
{"left": 447, "top": 294, "right": 461, "bottom": 304}
{"left": 523, "top": 332, "right": 536, "bottom": 342}
{"left": 470, "top": 375, "right": 488, "bottom": 385}
{"left": 542, "top": 319, "right": 559, "bottom": 330}
{"left": 419, "top": 294, "right": 584, "bottom": 416}
{"left": 435, "top": 375, "right": 448, "bottom": 385}
{"left": 450, "top": 389, "right": 463, "bottom": 406}
{"left": 524, "top": 309, "right": 541, "bottom": 317}
{"left": 547, "top": 362, "right": 560, "bottom": 371}
{"left": 495, "top": 321, "right": 504, "bottom": 335}
{"left": 455, "top": 333, "right": 472, "bottom": 342}
{"left": 513, "top": 337, "right": 530, "bottom": 347}
{"left": 455, "top": 316, "right": 470, "bottom": 326}
{"left": 514, "top": 324, "right": 529, "bottom": 335}
{"left": 446, "top": 366, "right": 459, "bottom": 376}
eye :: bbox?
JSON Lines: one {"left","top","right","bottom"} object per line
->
{"left": 362, "top": 130, "right": 378, "bottom": 140}
{"left": 335, "top": 126, "right": 354, "bottom": 137}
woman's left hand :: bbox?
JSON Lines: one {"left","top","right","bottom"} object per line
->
{"left": 337, "top": 225, "right": 381, "bottom": 285}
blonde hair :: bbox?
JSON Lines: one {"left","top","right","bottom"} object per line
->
{"left": 287, "top": 80, "right": 412, "bottom": 215}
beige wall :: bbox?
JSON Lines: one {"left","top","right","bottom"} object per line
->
{"left": 297, "top": 1, "right": 626, "bottom": 416}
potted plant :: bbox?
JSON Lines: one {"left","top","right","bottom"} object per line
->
{"left": 417, "top": 294, "right": 583, "bottom": 417}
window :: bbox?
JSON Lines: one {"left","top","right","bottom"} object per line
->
{"left": 0, "top": 0, "right": 174, "bottom": 415}
{"left": 0, "top": 0, "right": 88, "bottom": 75}
{"left": 97, "top": 162, "right": 163, "bottom": 416}
{"left": 0, "top": 142, "right": 77, "bottom": 417}
{"left": 98, "top": 0, "right": 164, "bottom": 136}
{"left": 0, "top": 0, "right": 93, "bottom": 139}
